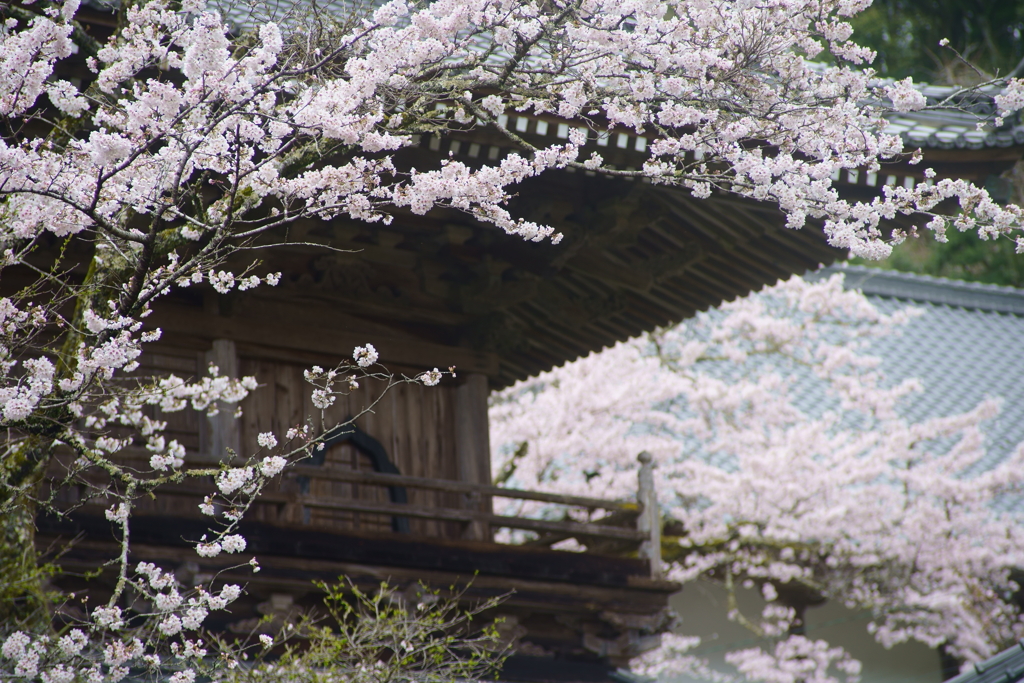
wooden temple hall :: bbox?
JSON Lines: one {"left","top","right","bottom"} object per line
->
{"left": 38, "top": 12, "right": 1024, "bottom": 677}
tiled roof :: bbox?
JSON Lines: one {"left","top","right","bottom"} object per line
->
{"left": 873, "top": 80, "right": 1024, "bottom": 150}
{"left": 814, "top": 265, "right": 1024, "bottom": 509}
{"left": 113, "top": 0, "right": 1024, "bottom": 153}
{"left": 838, "top": 266, "right": 1024, "bottom": 315}
{"left": 884, "top": 109, "right": 1024, "bottom": 150}
{"left": 944, "top": 641, "right": 1024, "bottom": 683}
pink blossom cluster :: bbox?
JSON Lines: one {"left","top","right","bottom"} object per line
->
{"left": 0, "top": 559, "right": 244, "bottom": 683}
{"left": 491, "top": 273, "right": 1024, "bottom": 678}
{"left": 1, "top": 0, "right": 1021, "bottom": 571}
{"left": 0, "top": 424, "right": 305, "bottom": 681}
{"left": 2, "top": 0, "right": 1023, "bottom": 270}
{"left": 724, "top": 636, "right": 862, "bottom": 683}
{"left": 0, "top": 340, "right": 449, "bottom": 682}
{"left": 3, "top": 0, "right": 1024, "bottom": 678}
{"left": 303, "top": 348, "right": 451, "bottom": 417}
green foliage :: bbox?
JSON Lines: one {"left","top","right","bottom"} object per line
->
{"left": 844, "top": 1, "right": 1024, "bottom": 286}
{"left": 850, "top": 0, "right": 1024, "bottom": 83}
{"left": 851, "top": 228, "right": 1024, "bottom": 288}
{"left": 222, "top": 580, "right": 509, "bottom": 683}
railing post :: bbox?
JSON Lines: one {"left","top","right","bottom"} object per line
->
{"left": 637, "top": 452, "right": 662, "bottom": 578}
{"left": 199, "top": 339, "right": 241, "bottom": 463}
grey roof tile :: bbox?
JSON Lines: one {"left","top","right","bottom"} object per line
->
{"left": 814, "top": 265, "right": 1024, "bottom": 511}
{"left": 945, "top": 641, "right": 1024, "bottom": 683}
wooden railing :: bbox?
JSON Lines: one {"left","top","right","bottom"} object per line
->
{"left": 46, "top": 453, "right": 664, "bottom": 576}
{"left": 282, "top": 452, "right": 663, "bottom": 575}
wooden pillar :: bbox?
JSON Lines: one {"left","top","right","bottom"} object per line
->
{"left": 637, "top": 452, "right": 662, "bottom": 577}
{"left": 455, "top": 373, "right": 492, "bottom": 540}
{"left": 198, "top": 339, "right": 241, "bottom": 463}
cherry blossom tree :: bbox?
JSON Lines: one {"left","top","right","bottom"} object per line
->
{"left": 490, "top": 273, "right": 1024, "bottom": 682}
{"left": 0, "top": 570, "right": 507, "bottom": 683}
{"left": 5, "top": 0, "right": 1024, "bottom": 678}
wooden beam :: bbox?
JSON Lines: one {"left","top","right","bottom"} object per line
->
{"left": 199, "top": 339, "right": 240, "bottom": 462}
{"left": 455, "top": 373, "right": 493, "bottom": 539}
{"left": 285, "top": 466, "right": 641, "bottom": 512}
{"left": 152, "top": 299, "right": 499, "bottom": 376}
{"left": 566, "top": 248, "right": 654, "bottom": 291}
{"left": 40, "top": 514, "right": 671, "bottom": 592}
{"left": 49, "top": 536, "right": 678, "bottom": 614}
{"left": 295, "top": 495, "right": 647, "bottom": 542}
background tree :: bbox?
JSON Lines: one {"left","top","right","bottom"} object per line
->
{"left": 855, "top": 225, "right": 1024, "bottom": 287}
{"left": 1, "top": 572, "right": 508, "bottom": 683}
{"left": 490, "top": 273, "right": 1024, "bottom": 681}
{"left": 230, "top": 581, "right": 507, "bottom": 683}
{"left": 850, "top": 0, "right": 1024, "bottom": 84}
{"left": 848, "top": 0, "right": 1024, "bottom": 286}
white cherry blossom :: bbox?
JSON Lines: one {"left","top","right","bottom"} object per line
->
{"left": 493, "top": 274, "right": 1024, "bottom": 676}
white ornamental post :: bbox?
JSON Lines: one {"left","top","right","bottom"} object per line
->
{"left": 637, "top": 452, "right": 662, "bottom": 578}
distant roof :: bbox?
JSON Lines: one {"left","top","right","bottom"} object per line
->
{"left": 884, "top": 108, "right": 1024, "bottom": 151}
{"left": 88, "top": 0, "right": 1024, "bottom": 151}
{"left": 872, "top": 78, "right": 1024, "bottom": 150}
{"left": 814, "top": 265, "right": 1024, "bottom": 510}
{"left": 836, "top": 265, "right": 1024, "bottom": 315}
{"left": 943, "top": 640, "right": 1024, "bottom": 683}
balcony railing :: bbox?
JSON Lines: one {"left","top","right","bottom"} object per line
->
{"left": 45, "top": 453, "right": 663, "bottom": 576}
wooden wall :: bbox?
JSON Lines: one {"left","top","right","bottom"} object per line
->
{"left": 236, "top": 352, "right": 467, "bottom": 538}
{"left": 60, "top": 339, "right": 492, "bottom": 541}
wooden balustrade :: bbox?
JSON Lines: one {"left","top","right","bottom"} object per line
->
{"left": 282, "top": 452, "right": 663, "bottom": 574}
{"left": 45, "top": 453, "right": 664, "bottom": 574}
{"left": 282, "top": 465, "right": 647, "bottom": 547}
{"left": 286, "top": 465, "right": 641, "bottom": 510}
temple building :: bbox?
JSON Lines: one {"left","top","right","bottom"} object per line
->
{"left": 37, "top": 6, "right": 1024, "bottom": 679}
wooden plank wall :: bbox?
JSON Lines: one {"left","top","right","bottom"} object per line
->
{"left": 147, "top": 349, "right": 204, "bottom": 457}
{"left": 237, "top": 354, "right": 465, "bottom": 538}
{"left": 53, "top": 340, "right": 487, "bottom": 541}
{"left": 46, "top": 347, "right": 211, "bottom": 519}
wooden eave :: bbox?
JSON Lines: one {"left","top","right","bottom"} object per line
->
{"left": 46, "top": 6, "right": 1024, "bottom": 389}
{"left": 222, "top": 141, "right": 847, "bottom": 388}
{"left": 145, "top": 119, "right": 1024, "bottom": 389}
{"left": 34, "top": 25, "right": 1019, "bottom": 388}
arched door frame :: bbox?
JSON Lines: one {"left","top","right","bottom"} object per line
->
{"left": 303, "top": 420, "right": 410, "bottom": 533}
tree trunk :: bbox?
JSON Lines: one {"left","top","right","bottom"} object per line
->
{"left": 0, "top": 435, "right": 56, "bottom": 628}
{"left": 939, "top": 644, "right": 964, "bottom": 680}
{"left": 0, "top": 250, "right": 114, "bottom": 627}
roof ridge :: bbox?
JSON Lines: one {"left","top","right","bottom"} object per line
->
{"left": 812, "top": 264, "right": 1024, "bottom": 315}
{"left": 941, "top": 640, "right": 1024, "bottom": 683}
